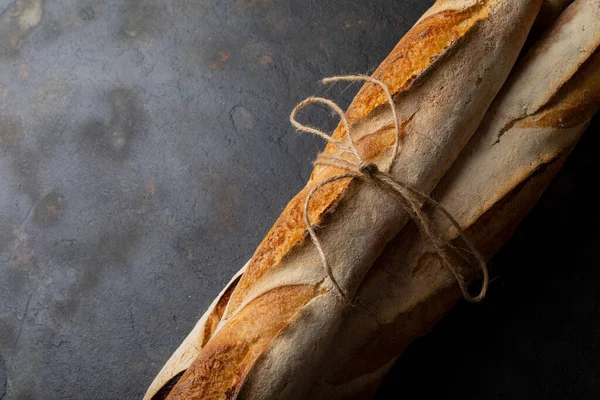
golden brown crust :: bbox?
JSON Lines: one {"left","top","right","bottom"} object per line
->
{"left": 226, "top": 0, "right": 493, "bottom": 316}
{"left": 166, "top": 285, "right": 320, "bottom": 399}
{"left": 523, "top": 48, "right": 600, "bottom": 129}
{"left": 494, "top": 46, "right": 599, "bottom": 146}
{"left": 202, "top": 276, "right": 241, "bottom": 347}
{"left": 342, "top": 1, "right": 489, "bottom": 130}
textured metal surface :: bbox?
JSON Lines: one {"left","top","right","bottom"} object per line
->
{"left": 0, "top": 1, "right": 598, "bottom": 399}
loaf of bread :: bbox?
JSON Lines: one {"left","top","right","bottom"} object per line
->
{"left": 309, "top": 0, "right": 600, "bottom": 397}
{"left": 145, "top": 1, "right": 542, "bottom": 398}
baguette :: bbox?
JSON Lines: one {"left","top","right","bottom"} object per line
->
{"left": 310, "top": 1, "right": 600, "bottom": 397}
{"left": 146, "top": 1, "right": 542, "bottom": 398}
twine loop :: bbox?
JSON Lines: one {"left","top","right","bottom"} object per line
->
{"left": 290, "top": 75, "right": 489, "bottom": 304}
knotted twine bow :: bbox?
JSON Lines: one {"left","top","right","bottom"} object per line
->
{"left": 290, "top": 75, "right": 489, "bottom": 304}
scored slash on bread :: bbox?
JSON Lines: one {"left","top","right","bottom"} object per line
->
{"left": 145, "top": 1, "right": 547, "bottom": 399}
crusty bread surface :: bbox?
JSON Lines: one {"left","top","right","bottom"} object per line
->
{"left": 145, "top": 1, "right": 543, "bottom": 399}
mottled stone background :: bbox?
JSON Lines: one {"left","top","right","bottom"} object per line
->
{"left": 0, "top": 1, "right": 598, "bottom": 399}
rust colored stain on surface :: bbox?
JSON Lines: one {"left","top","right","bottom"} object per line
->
{"left": 0, "top": 117, "right": 19, "bottom": 148}
{"left": 33, "top": 192, "right": 64, "bottom": 226}
{"left": 210, "top": 51, "right": 230, "bottom": 69}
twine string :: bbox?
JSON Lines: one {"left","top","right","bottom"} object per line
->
{"left": 290, "top": 75, "right": 489, "bottom": 304}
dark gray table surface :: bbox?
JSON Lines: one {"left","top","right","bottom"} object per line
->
{"left": 1, "top": 1, "right": 598, "bottom": 399}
